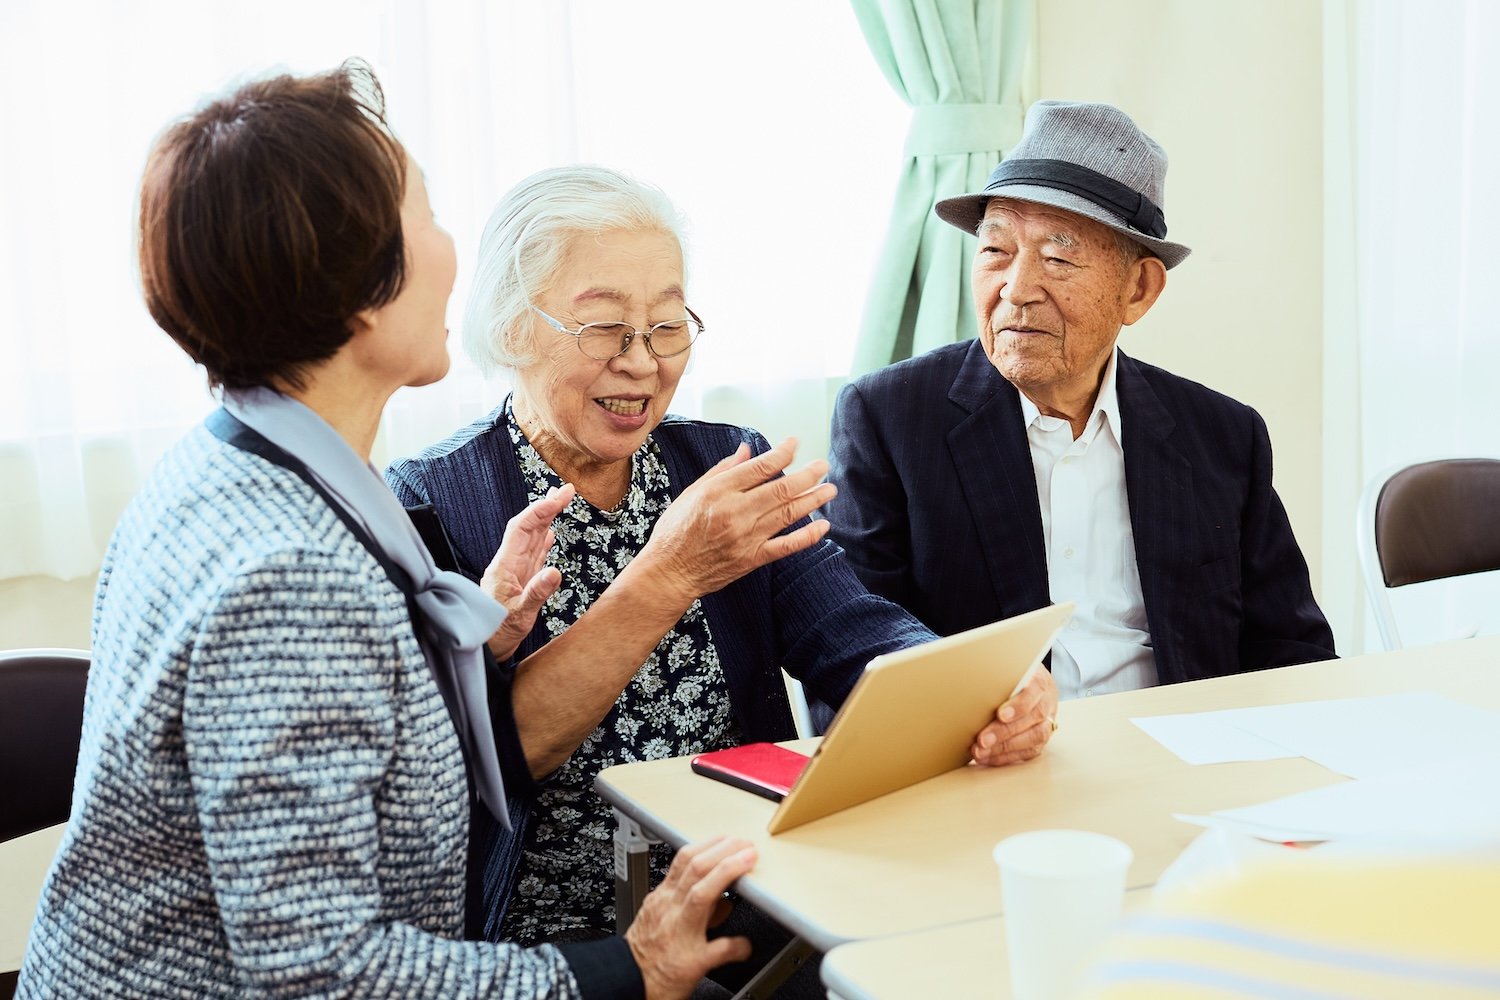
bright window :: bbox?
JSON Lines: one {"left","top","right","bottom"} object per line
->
{"left": 0, "top": 1, "right": 907, "bottom": 580}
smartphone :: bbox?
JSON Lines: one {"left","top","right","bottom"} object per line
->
{"left": 690, "top": 743, "right": 811, "bottom": 802}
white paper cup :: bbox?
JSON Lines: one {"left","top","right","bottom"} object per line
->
{"left": 993, "top": 829, "right": 1133, "bottom": 1000}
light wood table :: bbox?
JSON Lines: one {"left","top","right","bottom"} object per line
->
{"left": 596, "top": 636, "right": 1500, "bottom": 955}
{"left": 820, "top": 892, "right": 1161, "bottom": 1000}
{"left": 822, "top": 915, "right": 1011, "bottom": 1000}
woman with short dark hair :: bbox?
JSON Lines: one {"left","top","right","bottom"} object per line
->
{"left": 18, "top": 61, "right": 752, "bottom": 1000}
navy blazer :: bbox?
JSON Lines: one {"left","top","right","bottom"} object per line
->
{"left": 825, "top": 340, "right": 1336, "bottom": 685}
{"left": 386, "top": 410, "right": 933, "bottom": 939}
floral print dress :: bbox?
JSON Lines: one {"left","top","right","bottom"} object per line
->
{"left": 499, "top": 399, "right": 741, "bottom": 945}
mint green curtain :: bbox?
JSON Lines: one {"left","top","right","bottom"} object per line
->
{"left": 851, "top": 0, "right": 1036, "bottom": 373}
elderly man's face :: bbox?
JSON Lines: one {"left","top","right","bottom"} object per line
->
{"left": 972, "top": 199, "right": 1163, "bottom": 412}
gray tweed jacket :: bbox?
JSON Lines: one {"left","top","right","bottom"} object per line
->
{"left": 17, "top": 422, "right": 592, "bottom": 999}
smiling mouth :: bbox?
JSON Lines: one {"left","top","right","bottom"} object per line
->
{"left": 595, "top": 397, "right": 647, "bottom": 416}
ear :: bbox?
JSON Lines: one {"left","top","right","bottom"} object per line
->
{"left": 1120, "top": 256, "right": 1167, "bottom": 326}
{"left": 347, "top": 307, "right": 377, "bottom": 338}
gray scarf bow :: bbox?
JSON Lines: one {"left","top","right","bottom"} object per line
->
{"left": 224, "top": 387, "right": 511, "bottom": 827}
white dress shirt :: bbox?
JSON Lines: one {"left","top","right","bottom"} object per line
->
{"left": 1020, "top": 348, "right": 1158, "bottom": 699}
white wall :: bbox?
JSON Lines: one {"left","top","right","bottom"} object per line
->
{"left": 0, "top": 575, "right": 94, "bottom": 650}
{"left": 1037, "top": 1, "right": 1330, "bottom": 620}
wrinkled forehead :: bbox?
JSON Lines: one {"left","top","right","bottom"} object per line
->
{"left": 550, "top": 226, "right": 686, "bottom": 308}
{"left": 977, "top": 197, "right": 1117, "bottom": 248}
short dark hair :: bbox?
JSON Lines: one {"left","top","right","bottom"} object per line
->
{"left": 138, "top": 59, "right": 407, "bottom": 390}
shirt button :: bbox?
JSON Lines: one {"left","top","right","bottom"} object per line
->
{"left": 1083, "top": 688, "right": 1094, "bottom": 697}
{"left": 1063, "top": 547, "right": 1075, "bottom": 559}
{"left": 1061, "top": 456, "right": 1075, "bottom": 465}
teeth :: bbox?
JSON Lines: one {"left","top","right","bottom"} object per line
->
{"left": 597, "top": 398, "right": 646, "bottom": 415}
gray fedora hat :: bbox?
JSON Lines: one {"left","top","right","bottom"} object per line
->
{"left": 935, "top": 100, "right": 1191, "bottom": 269}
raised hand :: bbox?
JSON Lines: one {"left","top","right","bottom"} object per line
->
{"left": 642, "top": 438, "right": 836, "bottom": 605}
{"left": 482, "top": 484, "right": 573, "bottom": 661}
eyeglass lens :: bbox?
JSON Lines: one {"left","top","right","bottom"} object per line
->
{"left": 576, "top": 319, "right": 702, "bottom": 360}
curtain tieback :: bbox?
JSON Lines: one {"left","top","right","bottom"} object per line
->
{"left": 904, "top": 102, "right": 1024, "bottom": 158}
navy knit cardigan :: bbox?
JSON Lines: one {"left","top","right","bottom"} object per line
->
{"left": 386, "top": 410, "right": 934, "bottom": 940}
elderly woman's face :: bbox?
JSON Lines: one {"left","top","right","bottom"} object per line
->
{"left": 516, "top": 227, "right": 689, "bottom": 473}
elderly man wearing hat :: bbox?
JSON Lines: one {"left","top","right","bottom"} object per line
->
{"left": 825, "top": 101, "right": 1335, "bottom": 730}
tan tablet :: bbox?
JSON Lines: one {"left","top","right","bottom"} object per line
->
{"left": 768, "top": 602, "right": 1074, "bottom": 834}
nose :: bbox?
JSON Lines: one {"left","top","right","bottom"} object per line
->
{"left": 608, "top": 330, "right": 659, "bottom": 376}
{"left": 999, "top": 251, "right": 1046, "bottom": 308}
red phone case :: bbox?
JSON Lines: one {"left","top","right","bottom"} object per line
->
{"left": 690, "top": 743, "right": 811, "bottom": 802}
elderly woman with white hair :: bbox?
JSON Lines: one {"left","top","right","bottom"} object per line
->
{"left": 384, "top": 167, "right": 1059, "bottom": 979}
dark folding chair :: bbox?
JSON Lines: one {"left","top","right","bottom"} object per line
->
{"left": 1356, "top": 458, "right": 1500, "bottom": 649}
{"left": 0, "top": 648, "right": 89, "bottom": 997}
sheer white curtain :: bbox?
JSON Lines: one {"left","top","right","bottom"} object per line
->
{"left": 1329, "top": 0, "right": 1500, "bottom": 651}
{"left": 0, "top": 1, "right": 906, "bottom": 583}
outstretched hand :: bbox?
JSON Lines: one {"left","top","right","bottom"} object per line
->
{"left": 643, "top": 437, "right": 836, "bottom": 606}
{"left": 626, "top": 836, "right": 757, "bottom": 1000}
{"left": 482, "top": 484, "right": 573, "bottom": 661}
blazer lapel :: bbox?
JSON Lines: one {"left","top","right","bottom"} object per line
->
{"left": 945, "top": 340, "right": 1051, "bottom": 617}
{"left": 1117, "top": 352, "right": 1194, "bottom": 672}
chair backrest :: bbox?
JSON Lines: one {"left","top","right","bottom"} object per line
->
{"left": 1356, "top": 458, "right": 1500, "bottom": 649}
{"left": 0, "top": 649, "right": 89, "bottom": 842}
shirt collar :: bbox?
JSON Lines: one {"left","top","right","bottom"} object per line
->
{"left": 1018, "top": 347, "right": 1124, "bottom": 443}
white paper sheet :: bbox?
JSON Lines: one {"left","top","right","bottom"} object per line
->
{"left": 1175, "top": 811, "right": 1335, "bottom": 844}
{"left": 1180, "top": 751, "right": 1500, "bottom": 843}
{"left": 1133, "top": 692, "right": 1500, "bottom": 777}
{"left": 1131, "top": 711, "right": 1297, "bottom": 765}
{"left": 1223, "top": 691, "right": 1500, "bottom": 779}
{"left": 1152, "top": 827, "right": 1301, "bottom": 896}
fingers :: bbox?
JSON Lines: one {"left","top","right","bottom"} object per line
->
{"left": 971, "top": 713, "right": 1052, "bottom": 766}
{"left": 712, "top": 437, "right": 799, "bottom": 491}
{"left": 690, "top": 843, "right": 756, "bottom": 910}
{"left": 988, "top": 697, "right": 1044, "bottom": 743}
{"left": 666, "top": 835, "right": 753, "bottom": 892}
{"left": 649, "top": 438, "right": 838, "bottom": 597}
{"left": 768, "top": 457, "right": 830, "bottom": 500}
{"left": 761, "top": 482, "right": 837, "bottom": 534}
{"left": 627, "top": 837, "right": 757, "bottom": 1000}
{"left": 731, "top": 446, "right": 836, "bottom": 526}
{"left": 518, "top": 565, "right": 562, "bottom": 610}
{"left": 513, "top": 482, "right": 575, "bottom": 532}
{"left": 485, "top": 485, "right": 570, "bottom": 582}
{"left": 997, "top": 675, "right": 1045, "bottom": 725}
{"left": 974, "top": 742, "right": 1048, "bottom": 767}
{"left": 486, "top": 565, "right": 560, "bottom": 661}
{"left": 700, "top": 442, "right": 754, "bottom": 480}
{"left": 663, "top": 836, "right": 756, "bottom": 922}
{"left": 732, "top": 463, "right": 834, "bottom": 542}
{"left": 755, "top": 517, "right": 832, "bottom": 564}
{"left": 972, "top": 667, "right": 1058, "bottom": 767}
{"left": 691, "top": 437, "right": 836, "bottom": 528}
{"left": 658, "top": 834, "right": 727, "bottom": 888}
{"left": 675, "top": 442, "right": 763, "bottom": 505}
{"left": 701, "top": 934, "right": 754, "bottom": 969}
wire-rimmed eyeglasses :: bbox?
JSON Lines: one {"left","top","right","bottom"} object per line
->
{"left": 530, "top": 305, "right": 705, "bottom": 360}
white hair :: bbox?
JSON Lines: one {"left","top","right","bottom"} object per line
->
{"left": 463, "top": 165, "right": 689, "bottom": 375}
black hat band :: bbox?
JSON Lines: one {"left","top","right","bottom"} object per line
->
{"left": 983, "top": 158, "right": 1167, "bottom": 239}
